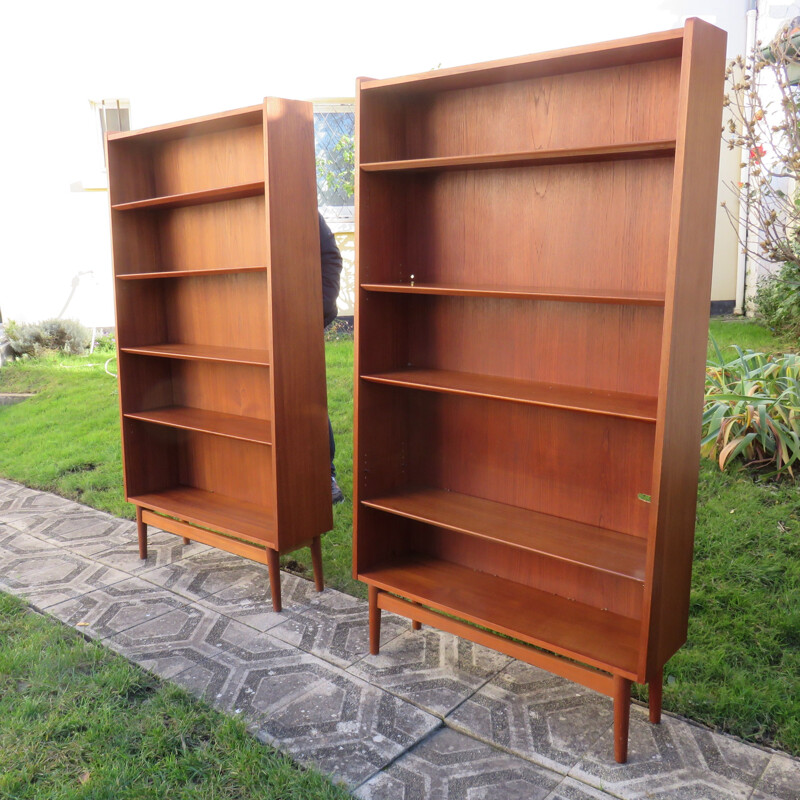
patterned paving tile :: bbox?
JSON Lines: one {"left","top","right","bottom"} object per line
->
{"left": 349, "top": 628, "right": 512, "bottom": 717}
{"left": 171, "top": 621, "right": 440, "bottom": 787}
{"left": 197, "top": 568, "right": 316, "bottom": 633}
{"left": 0, "top": 548, "right": 128, "bottom": 609}
{"left": 16, "top": 508, "right": 135, "bottom": 553}
{"left": 544, "top": 777, "right": 622, "bottom": 799}
{"left": 88, "top": 528, "right": 210, "bottom": 574}
{"left": 0, "top": 528, "right": 62, "bottom": 560}
{"left": 142, "top": 549, "right": 273, "bottom": 603}
{"left": 104, "top": 600, "right": 230, "bottom": 679}
{"left": 354, "top": 726, "right": 563, "bottom": 799}
{"left": 269, "top": 586, "right": 408, "bottom": 667}
{"left": 570, "top": 705, "right": 772, "bottom": 799}
{"left": 751, "top": 752, "right": 800, "bottom": 800}
{"left": 46, "top": 577, "right": 198, "bottom": 640}
{"left": 446, "top": 659, "right": 614, "bottom": 774}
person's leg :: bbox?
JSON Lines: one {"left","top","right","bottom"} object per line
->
{"left": 329, "top": 416, "right": 344, "bottom": 503}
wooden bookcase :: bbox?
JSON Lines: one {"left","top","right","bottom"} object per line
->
{"left": 354, "top": 19, "right": 726, "bottom": 762}
{"left": 107, "top": 98, "right": 332, "bottom": 611}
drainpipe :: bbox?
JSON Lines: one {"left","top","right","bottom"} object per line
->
{"left": 735, "top": 0, "right": 759, "bottom": 315}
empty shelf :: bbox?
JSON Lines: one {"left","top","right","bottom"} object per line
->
{"left": 130, "top": 486, "right": 276, "bottom": 546}
{"left": 124, "top": 406, "right": 271, "bottom": 445}
{"left": 117, "top": 266, "right": 266, "bottom": 280}
{"left": 362, "top": 487, "right": 647, "bottom": 580}
{"left": 360, "top": 554, "right": 640, "bottom": 676}
{"left": 361, "top": 140, "right": 676, "bottom": 173}
{"left": 111, "top": 181, "right": 265, "bottom": 211}
{"left": 120, "top": 343, "right": 270, "bottom": 366}
{"left": 361, "top": 368, "right": 657, "bottom": 422}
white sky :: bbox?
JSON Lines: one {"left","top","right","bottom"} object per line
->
{"left": 0, "top": 0, "right": 748, "bottom": 324}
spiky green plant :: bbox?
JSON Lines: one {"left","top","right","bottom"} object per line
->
{"left": 702, "top": 341, "right": 800, "bottom": 478}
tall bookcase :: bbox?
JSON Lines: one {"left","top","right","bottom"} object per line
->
{"left": 354, "top": 19, "right": 726, "bottom": 762}
{"left": 107, "top": 98, "right": 332, "bottom": 611}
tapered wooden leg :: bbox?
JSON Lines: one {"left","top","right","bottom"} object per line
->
{"left": 182, "top": 537, "right": 191, "bottom": 545}
{"left": 613, "top": 675, "right": 631, "bottom": 763}
{"left": 136, "top": 506, "right": 147, "bottom": 560}
{"left": 368, "top": 585, "right": 381, "bottom": 655}
{"left": 266, "top": 548, "right": 282, "bottom": 612}
{"left": 411, "top": 601, "right": 422, "bottom": 630}
{"left": 649, "top": 666, "right": 663, "bottom": 724}
{"left": 310, "top": 536, "right": 324, "bottom": 593}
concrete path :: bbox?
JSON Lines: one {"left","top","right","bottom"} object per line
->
{"left": 0, "top": 477, "right": 797, "bottom": 799}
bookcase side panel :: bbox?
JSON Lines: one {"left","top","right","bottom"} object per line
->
{"left": 263, "top": 97, "right": 332, "bottom": 548}
{"left": 645, "top": 19, "right": 727, "bottom": 676}
{"left": 107, "top": 139, "right": 155, "bottom": 206}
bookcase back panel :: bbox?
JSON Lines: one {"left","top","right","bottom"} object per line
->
{"left": 178, "top": 432, "right": 274, "bottom": 507}
{"left": 122, "top": 420, "right": 182, "bottom": 497}
{"left": 118, "top": 353, "right": 175, "bottom": 411}
{"left": 361, "top": 293, "right": 663, "bottom": 397}
{"left": 163, "top": 274, "right": 269, "bottom": 350}
{"left": 114, "top": 280, "right": 169, "bottom": 348}
{"left": 405, "top": 391, "right": 653, "bottom": 536}
{"left": 360, "top": 58, "right": 680, "bottom": 162}
{"left": 171, "top": 361, "right": 271, "bottom": 420}
{"left": 412, "top": 524, "right": 643, "bottom": 618}
{"left": 360, "top": 159, "right": 673, "bottom": 295}
{"left": 111, "top": 198, "right": 267, "bottom": 274}
{"left": 109, "top": 125, "right": 264, "bottom": 204}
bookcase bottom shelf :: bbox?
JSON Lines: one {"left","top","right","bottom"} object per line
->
{"left": 359, "top": 554, "right": 640, "bottom": 677}
{"left": 130, "top": 486, "right": 276, "bottom": 546}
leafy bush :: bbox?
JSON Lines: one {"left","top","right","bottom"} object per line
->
{"left": 93, "top": 330, "right": 117, "bottom": 352}
{"left": 755, "top": 261, "right": 800, "bottom": 338}
{"left": 5, "top": 318, "right": 91, "bottom": 357}
{"left": 702, "top": 342, "right": 800, "bottom": 478}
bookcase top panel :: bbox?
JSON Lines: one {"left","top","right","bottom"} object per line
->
{"left": 359, "top": 27, "right": 683, "bottom": 94}
{"left": 107, "top": 104, "right": 263, "bottom": 143}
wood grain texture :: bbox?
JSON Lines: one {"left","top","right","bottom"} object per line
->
{"left": 263, "top": 97, "right": 332, "bottom": 549}
{"left": 361, "top": 487, "right": 648, "bottom": 579}
{"left": 361, "top": 555, "right": 640, "bottom": 677}
{"left": 641, "top": 18, "right": 728, "bottom": 678}
{"left": 379, "top": 592, "right": 615, "bottom": 695}
{"left": 108, "top": 99, "right": 330, "bottom": 567}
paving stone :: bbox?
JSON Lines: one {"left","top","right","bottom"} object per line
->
{"left": 197, "top": 568, "right": 316, "bottom": 633}
{"left": 748, "top": 752, "right": 800, "bottom": 800}
{"left": 142, "top": 549, "right": 272, "bottom": 603}
{"left": 173, "top": 621, "right": 439, "bottom": 787}
{"left": 0, "top": 549, "right": 128, "bottom": 609}
{"left": 0, "top": 528, "right": 62, "bottom": 560}
{"left": 88, "top": 528, "right": 210, "bottom": 574}
{"left": 446, "top": 659, "right": 614, "bottom": 774}
{"left": 104, "top": 600, "right": 229, "bottom": 678}
{"left": 349, "top": 627, "right": 512, "bottom": 717}
{"left": 544, "top": 777, "right": 626, "bottom": 799}
{"left": 46, "top": 577, "right": 197, "bottom": 640}
{"left": 20, "top": 508, "right": 134, "bottom": 552}
{"left": 269, "top": 586, "right": 408, "bottom": 667}
{"left": 570, "top": 705, "right": 772, "bottom": 799}
{"left": 355, "top": 726, "right": 563, "bottom": 799}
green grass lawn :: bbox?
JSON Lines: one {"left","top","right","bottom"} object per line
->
{"left": 0, "top": 592, "right": 349, "bottom": 799}
{"left": 0, "top": 321, "right": 799, "bottom": 755}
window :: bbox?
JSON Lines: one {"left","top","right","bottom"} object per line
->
{"left": 314, "top": 102, "right": 355, "bottom": 223}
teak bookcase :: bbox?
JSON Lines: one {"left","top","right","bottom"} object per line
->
{"left": 107, "top": 98, "right": 332, "bottom": 611}
{"left": 354, "top": 19, "right": 726, "bottom": 762}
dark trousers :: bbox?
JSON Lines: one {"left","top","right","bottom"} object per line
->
{"left": 329, "top": 416, "right": 336, "bottom": 477}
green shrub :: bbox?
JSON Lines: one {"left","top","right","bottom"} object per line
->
{"left": 5, "top": 318, "right": 91, "bottom": 357}
{"left": 755, "top": 261, "right": 800, "bottom": 339}
{"left": 702, "top": 342, "right": 800, "bottom": 478}
{"left": 93, "top": 330, "right": 117, "bottom": 352}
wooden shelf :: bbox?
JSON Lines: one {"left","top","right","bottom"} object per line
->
{"left": 361, "top": 141, "right": 675, "bottom": 173}
{"left": 111, "top": 181, "right": 265, "bottom": 211}
{"left": 124, "top": 406, "right": 272, "bottom": 445}
{"left": 362, "top": 488, "right": 647, "bottom": 580}
{"left": 361, "top": 368, "right": 657, "bottom": 422}
{"left": 120, "top": 343, "right": 270, "bottom": 366}
{"left": 117, "top": 266, "right": 266, "bottom": 280}
{"left": 360, "top": 282, "right": 665, "bottom": 306}
{"left": 360, "top": 554, "right": 640, "bottom": 676}
{"left": 130, "top": 486, "right": 276, "bottom": 546}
